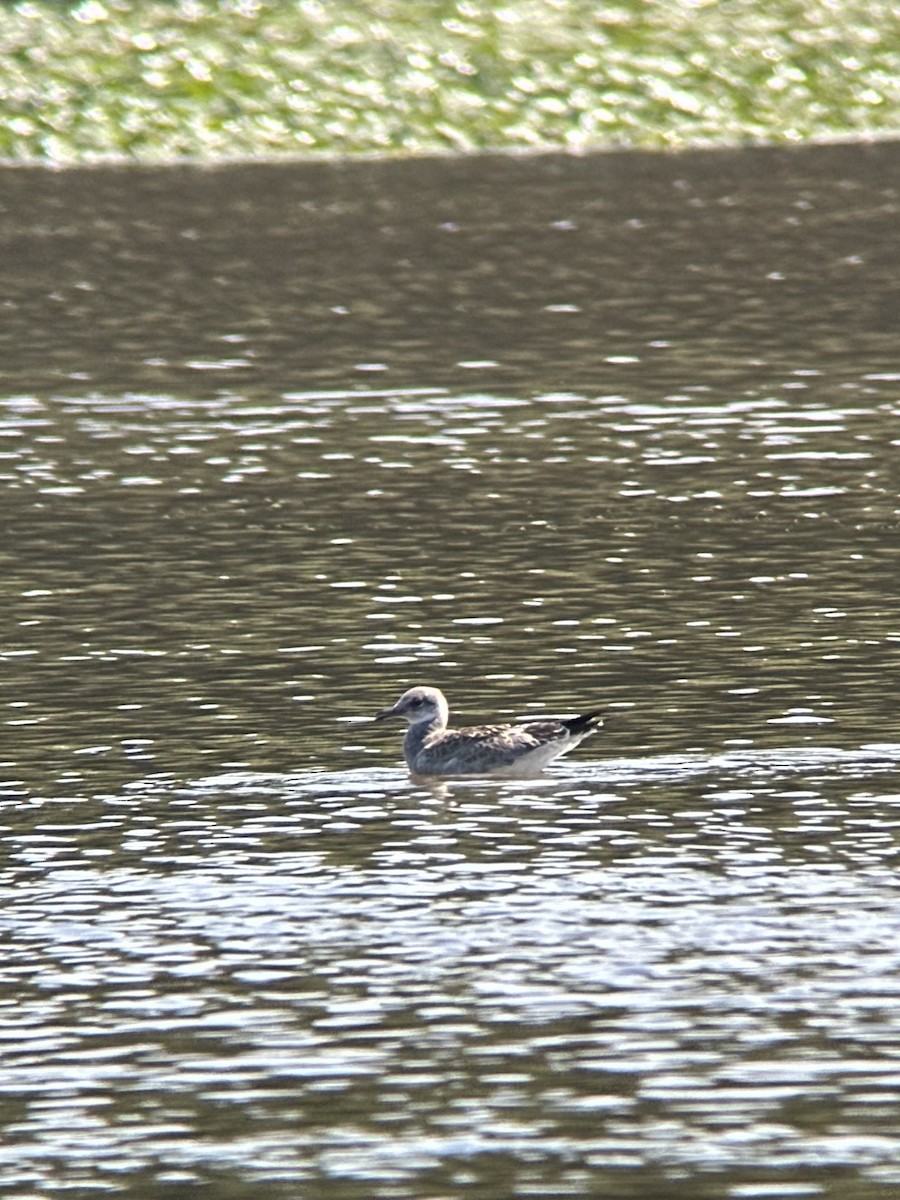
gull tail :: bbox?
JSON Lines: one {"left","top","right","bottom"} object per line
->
{"left": 561, "top": 709, "right": 604, "bottom": 737}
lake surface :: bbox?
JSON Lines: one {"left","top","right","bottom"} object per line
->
{"left": 2, "top": 141, "right": 900, "bottom": 1199}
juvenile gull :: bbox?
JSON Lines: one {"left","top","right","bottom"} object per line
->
{"left": 375, "top": 685, "right": 603, "bottom": 778}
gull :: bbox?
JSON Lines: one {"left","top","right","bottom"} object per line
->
{"left": 375, "top": 685, "right": 603, "bottom": 778}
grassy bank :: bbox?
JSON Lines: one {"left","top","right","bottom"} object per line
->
{"left": 3, "top": 0, "right": 899, "bottom": 163}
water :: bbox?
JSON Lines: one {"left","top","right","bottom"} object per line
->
{"left": 2, "top": 142, "right": 900, "bottom": 1198}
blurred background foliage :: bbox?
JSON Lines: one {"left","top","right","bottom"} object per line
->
{"left": 1, "top": 0, "right": 899, "bottom": 161}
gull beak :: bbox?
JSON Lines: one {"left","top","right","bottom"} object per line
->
{"left": 375, "top": 704, "right": 398, "bottom": 722}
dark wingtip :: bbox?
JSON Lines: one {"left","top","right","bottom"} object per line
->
{"left": 564, "top": 708, "right": 605, "bottom": 736}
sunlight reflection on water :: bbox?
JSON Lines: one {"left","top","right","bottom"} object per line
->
{"left": 5, "top": 744, "right": 900, "bottom": 1195}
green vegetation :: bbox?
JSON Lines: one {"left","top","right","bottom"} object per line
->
{"left": 2, "top": 0, "right": 899, "bottom": 162}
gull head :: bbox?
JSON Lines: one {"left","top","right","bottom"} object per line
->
{"left": 375, "top": 685, "right": 449, "bottom": 728}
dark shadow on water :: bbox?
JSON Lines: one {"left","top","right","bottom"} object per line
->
{"left": 2, "top": 140, "right": 899, "bottom": 397}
